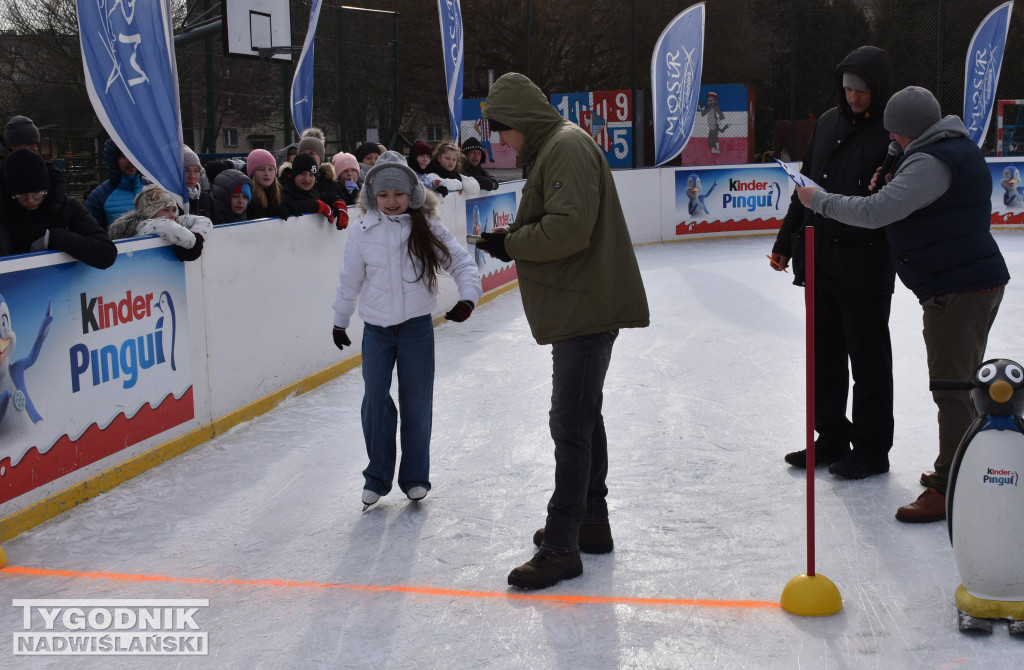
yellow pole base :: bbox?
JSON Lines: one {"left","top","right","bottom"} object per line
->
{"left": 781, "top": 573, "right": 843, "bottom": 616}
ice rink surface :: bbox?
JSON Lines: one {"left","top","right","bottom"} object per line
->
{"left": 4, "top": 233, "right": 1024, "bottom": 668}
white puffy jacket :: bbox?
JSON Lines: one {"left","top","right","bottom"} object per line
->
{"left": 332, "top": 207, "right": 482, "bottom": 329}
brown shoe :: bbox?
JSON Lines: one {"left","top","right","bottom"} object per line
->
{"left": 896, "top": 487, "right": 946, "bottom": 523}
{"left": 920, "top": 471, "right": 942, "bottom": 488}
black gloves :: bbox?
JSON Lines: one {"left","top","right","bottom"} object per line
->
{"left": 173, "top": 234, "right": 204, "bottom": 262}
{"left": 444, "top": 300, "right": 474, "bottom": 322}
{"left": 267, "top": 205, "right": 291, "bottom": 220}
{"left": 333, "top": 326, "right": 352, "bottom": 351}
{"left": 477, "top": 231, "right": 512, "bottom": 262}
{"left": 433, "top": 185, "right": 449, "bottom": 197}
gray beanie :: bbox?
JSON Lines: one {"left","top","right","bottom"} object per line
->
{"left": 884, "top": 86, "right": 941, "bottom": 138}
{"left": 297, "top": 135, "right": 325, "bottom": 163}
{"left": 841, "top": 71, "right": 869, "bottom": 92}
{"left": 4, "top": 115, "right": 40, "bottom": 148}
{"left": 182, "top": 145, "right": 201, "bottom": 169}
{"left": 360, "top": 150, "right": 426, "bottom": 211}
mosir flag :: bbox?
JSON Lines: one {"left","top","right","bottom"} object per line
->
{"left": 438, "top": 0, "right": 464, "bottom": 143}
{"left": 651, "top": 3, "right": 705, "bottom": 166}
{"left": 964, "top": 1, "right": 1013, "bottom": 147}
{"left": 291, "top": 0, "right": 324, "bottom": 136}
{"left": 76, "top": 0, "right": 186, "bottom": 206}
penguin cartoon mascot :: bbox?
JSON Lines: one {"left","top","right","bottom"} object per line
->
{"left": 941, "top": 358, "right": 1024, "bottom": 633}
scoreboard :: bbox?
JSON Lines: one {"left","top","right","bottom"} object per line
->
{"left": 550, "top": 90, "right": 634, "bottom": 168}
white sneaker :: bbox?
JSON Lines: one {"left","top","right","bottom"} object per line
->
{"left": 407, "top": 486, "right": 427, "bottom": 501}
{"left": 361, "top": 489, "right": 380, "bottom": 507}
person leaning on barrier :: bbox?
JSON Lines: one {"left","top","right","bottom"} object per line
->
{"left": 0, "top": 148, "right": 116, "bottom": 269}
{"left": 108, "top": 184, "right": 212, "bottom": 262}
{"left": 796, "top": 85, "right": 1010, "bottom": 524}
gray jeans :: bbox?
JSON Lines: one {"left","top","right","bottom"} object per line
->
{"left": 921, "top": 287, "right": 1004, "bottom": 491}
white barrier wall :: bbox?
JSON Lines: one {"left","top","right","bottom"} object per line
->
{"left": 4, "top": 159, "right": 1020, "bottom": 534}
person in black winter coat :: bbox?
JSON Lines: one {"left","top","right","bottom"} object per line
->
{"left": 211, "top": 169, "right": 253, "bottom": 225}
{"left": 460, "top": 137, "right": 500, "bottom": 191}
{"left": 769, "top": 45, "right": 896, "bottom": 479}
{"left": 0, "top": 149, "right": 116, "bottom": 269}
{"left": 279, "top": 153, "right": 344, "bottom": 227}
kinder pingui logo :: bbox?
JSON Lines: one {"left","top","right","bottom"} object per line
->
{"left": 721, "top": 177, "right": 784, "bottom": 213}
{"left": 983, "top": 467, "right": 1019, "bottom": 486}
{"left": 69, "top": 289, "right": 179, "bottom": 392}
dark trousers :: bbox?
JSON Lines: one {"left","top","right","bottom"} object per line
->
{"left": 922, "top": 288, "right": 1003, "bottom": 492}
{"left": 814, "top": 289, "right": 894, "bottom": 468}
{"left": 541, "top": 330, "right": 618, "bottom": 553}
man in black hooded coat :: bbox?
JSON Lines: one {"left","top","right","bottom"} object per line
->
{"left": 769, "top": 46, "right": 897, "bottom": 480}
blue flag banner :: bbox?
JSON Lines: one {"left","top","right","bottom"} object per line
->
{"left": 76, "top": 0, "right": 186, "bottom": 206}
{"left": 291, "top": 0, "right": 323, "bottom": 136}
{"left": 964, "top": 1, "right": 1014, "bottom": 147}
{"left": 438, "top": 0, "right": 465, "bottom": 143}
{"left": 651, "top": 3, "right": 705, "bottom": 166}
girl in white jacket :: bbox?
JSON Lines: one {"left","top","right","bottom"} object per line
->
{"left": 331, "top": 151, "right": 482, "bottom": 509}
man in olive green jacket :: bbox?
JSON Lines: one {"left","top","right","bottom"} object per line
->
{"left": 477, "top": 72, "right": 650, "bottom": 590}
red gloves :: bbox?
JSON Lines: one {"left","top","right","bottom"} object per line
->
{"left": 316, "top": 199, "right": 334, "bottom": 223}
{"left": 333, "top": 201, "right": 349, "bottom": 230}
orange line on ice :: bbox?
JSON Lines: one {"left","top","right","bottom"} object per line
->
{"left": 1, "top": 565, "right": 778, "bottom": 610}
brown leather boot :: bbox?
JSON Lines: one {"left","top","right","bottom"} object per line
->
{"left": 896, "top": 487, "right": 946, "bottom": 523}
{"left": 919, "top": 471, "right": 943, "bottom": 488}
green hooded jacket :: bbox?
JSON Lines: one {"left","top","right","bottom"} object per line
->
{"left": 484, "top": 73, "right": 650, "bottom": 344}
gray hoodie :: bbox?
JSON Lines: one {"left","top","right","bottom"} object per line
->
{"left": 809, "top": 115, "right": 968, "bottom": 227}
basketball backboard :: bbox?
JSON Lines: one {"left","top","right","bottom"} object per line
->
{"left": 222, "top": 0, "right": 292, "bottom": 61}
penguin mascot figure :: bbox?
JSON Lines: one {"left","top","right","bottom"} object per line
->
{"left": 943, "top": 358, "right": 1024, "bottom": 633}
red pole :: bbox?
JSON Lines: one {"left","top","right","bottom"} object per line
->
{"left": 805, "top": 225, "right": 816, "bottom": 577}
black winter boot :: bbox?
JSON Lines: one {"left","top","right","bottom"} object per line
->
{"left": 508, "top": 549, "right": 583, "bottom": 590}
{"left": 784, "top": 438, "right": 850, "bottom": 468}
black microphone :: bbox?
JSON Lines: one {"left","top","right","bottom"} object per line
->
{"left": 875, "top": 141, "right": 902, "bottom": 191}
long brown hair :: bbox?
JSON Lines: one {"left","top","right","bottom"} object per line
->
{"left": 406, "top": 205, "right": 451, "bottom": 294}
{"left": 251, "top": 178, "right": 282, "bottom": 208}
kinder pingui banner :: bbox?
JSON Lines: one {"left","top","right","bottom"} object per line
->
{"left": 464, "top": 191, "right": 518, "bottom": 291}
{"left": 0, "top": 247, "right": 194, "bottom": 504}
{"left": 673, "top": 164, "right": 788, "bottom": 236}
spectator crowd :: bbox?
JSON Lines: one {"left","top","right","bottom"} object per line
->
{"left": 0, "top": 115, "right": 504, "bottom": 268}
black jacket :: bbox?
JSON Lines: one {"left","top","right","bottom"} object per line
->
{"left": 461, "top": 162, "right": 499, "bottom": 191}
{"left": 279, "top": 170, "right": 323, "bottom": 216}
{"left": 0, "top": 188, "right": 116, "bottom": 269}
{"left": 773, "top": 46, "right": 896, "bottom": 294}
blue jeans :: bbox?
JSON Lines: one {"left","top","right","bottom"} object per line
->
{"left": 542, "top": 330, "right": 619, "bottom": 552}
{"left": 360, "top": 315, "right": 434, "bottom": 496}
